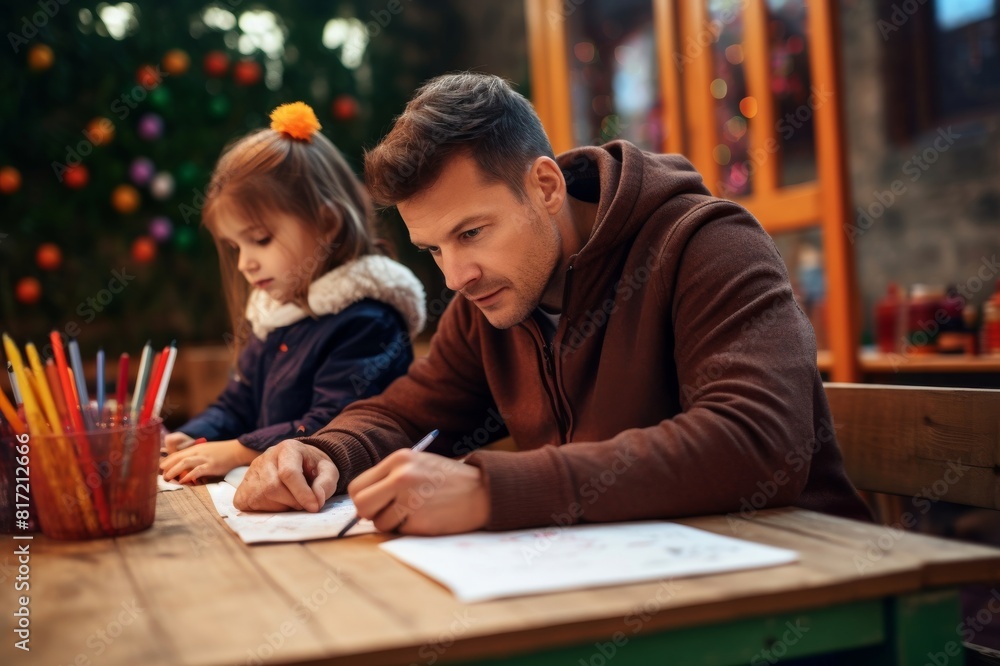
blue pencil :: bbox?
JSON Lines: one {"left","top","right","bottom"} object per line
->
{"left": 68, "top": 339, "right": 93, "bottom": 430}
{"left": 96, "top": 347, "right": 105, "bottom": 419}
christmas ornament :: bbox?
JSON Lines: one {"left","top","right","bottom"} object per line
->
{"left": 149, "top": 86, "right": 172, "bottom": 110}
{"left": 15, "top": 278, "right": 42, "bottom": 305}
{"left": 136, "top": 64, "right": 161, "bottom": 89}
{"left": 64, "top": 164, "right": 89, "bottom": 189}
{"left": 0, "top": 166, "right": 21, "bottom": 194}
{"left": 174, "top": 226, "right": 197, "bottom": 250}
{"left": 233, "top": 59, "right": 262, "bottom": 86}
{"left": 162, "top": 49, "right": 190, "bottom": 76}
{"left": 331, "top": 94, "right": 359, "bottom": 122}
{"left": 137, "top": 113, "right": 164, "bottom": 141}
{"left": 149, "top": 217, "right": 173, "bottom": 242}
{"left": 35, "top": 243, "right": 62, "bottom": 271}
{"left": 112, "top": 184, "right": 141, "bottom": 214}
{"left": 150, "top": 172, "right": 175, "bottom": 200}
{"left": 129, "top": 157, "right": 155, "bottom": 186}
{"left": 86, "top": 117, "right": 115, "bottom": 146}
{"left": 176, "top": 161, "right": 200, "bottom": 187}
{"left": 27, "top": 44, "right": 54, "bottom": 71}
{"left": 131, "top": 237, "right": 157, "bottom": 264}
{"left": 203, "top": 51, "right": 229, "bottom": 77}
{"left": 208, "top": 95, "right": 231, "bottom": 119}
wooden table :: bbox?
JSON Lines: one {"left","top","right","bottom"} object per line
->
{"left": 3, "top": 487, "right": 1000, "bottom": 666}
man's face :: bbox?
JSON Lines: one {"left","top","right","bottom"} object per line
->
{"left": 399, "top": 153, "right": 562, "bottom": 329}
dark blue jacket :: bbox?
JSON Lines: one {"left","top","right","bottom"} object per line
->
{"left": 178, "top": 299, "right": 412, "bottom": 451}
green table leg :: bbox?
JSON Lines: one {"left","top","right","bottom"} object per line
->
{"left": 850, "top": 590, "right": 966, "bottom": 666}
{"left": 454, "top": 599, "right": 886, "bottom": 666}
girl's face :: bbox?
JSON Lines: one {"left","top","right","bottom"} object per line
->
{"left": 213, "top": 211, "right": 321, "bottom": 303}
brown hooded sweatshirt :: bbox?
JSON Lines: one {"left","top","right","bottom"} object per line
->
{"left": 302, "top": 141, "right": 871, "bottom": 529}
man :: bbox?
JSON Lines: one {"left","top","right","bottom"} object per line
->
{"left": 233, "top": 72, "right": 870, "bottom": 533}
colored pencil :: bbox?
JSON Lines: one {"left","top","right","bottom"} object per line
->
{"left": 335, "top": 429, "right": 440, "bottom": 538}
{"left": 48, "top": 334, "right": 108, "bottom": 527}
{"left": 25, "top": 343, "right": 62, "bottom": 434}
{"left": 67, "top": 338, "right": 93, "bottom": 430}
{"left": 151, "top": 341, "right": 177, "bottom": 420}
{"left": 3, "top": 335, "right": 47, "bottom": 436}
{"left": 139, "top": 347, "right": 169, "bottom": 425}
{"left": 6, "top": 361, "right": 22, "bottom": 405}
{"left": 0, "top": 386, "right": 24, "bottom": 434}
{"left": 115, "top": 353, "right": 129, "bottom": 425}
{"left": 96, "top": 347, "right": 105, "bottom": 419}
{"left": 130, "top": 341, "right": 153, "bottom": 422}
{"left": 27, "top": 366, "right": 104, "bottom": 535}
{"left": 44, "top": 359, "right": 70, "bottom": 432}
{"left": 50, "top": 332, "right": 86, "bottom": 434}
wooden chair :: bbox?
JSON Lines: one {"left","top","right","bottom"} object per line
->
{"left": 825, "top": 382, "right": 1000, "bottom": 658}
{"left": 824, "top": 382, "right": 1000, "bottom": 511}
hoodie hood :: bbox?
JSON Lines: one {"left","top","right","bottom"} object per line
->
{"left": 558, "top": 141, "right": 710, "bottom": 267}
{"left": 245, "top": 254, "right": 427, "bottom": 340}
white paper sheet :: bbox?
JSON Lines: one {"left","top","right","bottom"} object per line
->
{"left": 206, "top": 475, "right": 376, "bottom": 543}
{"left": 379, "top": 521, "right": 798, "bottom": 602}
{"left": 157, "top": 475, "right": 186, "bottom": 491}
{"left": 224, "top": 466, "right": 249, "bottom": 487}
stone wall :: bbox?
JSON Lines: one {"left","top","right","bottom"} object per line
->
{"left": 839, "top": 0, "right": 1000, "bottom": 338}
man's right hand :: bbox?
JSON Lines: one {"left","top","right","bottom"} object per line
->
{"left": 233, "top": 440, "right": 340, "bottom": 513}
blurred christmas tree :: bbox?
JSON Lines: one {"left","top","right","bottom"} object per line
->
{"left": 0, "top": 0, "right": 463, "bottom": 351}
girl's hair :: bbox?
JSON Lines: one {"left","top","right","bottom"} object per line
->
{"left": 202, "top": 128, "right": 378, "bottom": 354}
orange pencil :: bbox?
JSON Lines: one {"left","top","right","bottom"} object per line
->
{"left": 0, "top": 387, "right": 25, "bottom": 434}
{"left": 44, "top": 358, "right": 71, "bottom": 432}
{"left": 44, "top": 335, "right": 112, "bottom": 532}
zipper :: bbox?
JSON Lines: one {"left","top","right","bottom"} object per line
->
{"left": 529, "top": 319, "right": 567, "bottom": 443}
{"left": 526, "top": 264, "right": 578, "bottom": 444}
{"left": 551, "top": 265, "right": 576, "bottom": 441}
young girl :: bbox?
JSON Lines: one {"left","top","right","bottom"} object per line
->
{"left": 160, "top": 102, "right": 426, "bottom": 484}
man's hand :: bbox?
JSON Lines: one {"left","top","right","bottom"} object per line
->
{"left": 349, "top": 449, "right": 489, "bottom": 535}
{"left": 234, "top": 440, "right": 340, "bottom": 513}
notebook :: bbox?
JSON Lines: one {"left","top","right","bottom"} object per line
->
{"left": 205, "top": 466, "right": 376, "bottom": 543}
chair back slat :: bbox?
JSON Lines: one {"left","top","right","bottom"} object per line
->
{"left": 824, "top": 383, "right": 1000, "bottom": 510}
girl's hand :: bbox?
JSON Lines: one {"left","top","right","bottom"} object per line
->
{"left": 163, "top": 432, "right": 195, "bottom": 455}
{"left": 159, "top": 439, "right": 261, "bottom": 484}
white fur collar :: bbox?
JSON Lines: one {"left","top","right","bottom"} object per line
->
{"left": 245, "top": 255, "right": 427, "bottom": 340}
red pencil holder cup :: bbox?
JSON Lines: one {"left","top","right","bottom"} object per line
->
{"left": 27, "top": 418, "right": 163, "bottom": 540}
{"left": 0, "top": 433, "right": 40, "bottom": 534}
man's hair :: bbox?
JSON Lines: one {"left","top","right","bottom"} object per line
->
{"left": 365, "top": 72, "right": 555, "bottom": 206}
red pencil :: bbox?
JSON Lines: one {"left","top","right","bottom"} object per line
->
{"left": 138, "top": 346, "right": 170, "bottom": 425}
{"left": 44, "top": 358, "right": 71, "bottom": 432}
{"left": 49, "top": 332, "right": 86, "bottom": 433}
{"left": 115, "top": 353, "right": 129, "bottom": 425}
{"left": 49, "top": 331, "right": 113, "bottom": 533}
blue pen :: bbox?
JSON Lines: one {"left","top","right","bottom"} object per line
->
{"left": 96, "top": 347, "right": 105, "bottom": 421}
{"left": 68, "top": 339, "right": 94, "bottom": 430}
{"left": 336, "top": 429, "right": 440, "bottom": 538}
